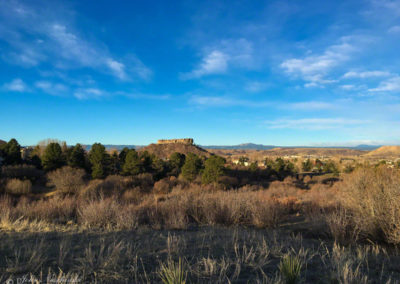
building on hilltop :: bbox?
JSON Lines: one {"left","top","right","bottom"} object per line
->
{"left": 157, "top": 138, "right": 194, "bottom": 145}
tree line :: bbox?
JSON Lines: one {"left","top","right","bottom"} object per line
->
{"left": 0, "top": 139, "right": 226, "bottom": 184}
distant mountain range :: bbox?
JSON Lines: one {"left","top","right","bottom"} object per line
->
{"left": 203, "top": 143, "right": 381, "bottom": 151}
{"left": 81, "top": 143, "right": 381, "bottom": 151}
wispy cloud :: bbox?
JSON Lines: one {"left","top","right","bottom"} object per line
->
{"left": 35, "top": 81, "right": 68, "bottom": 95}
{"left": 368, "top": 76, "right": 400, "bottom": 92}
{"left": 281, "top": 38, "right": 357, "bottom": 87}
{"left": 3, "top": 78, "right": 28, "bottom": 92}
{"left": 181, "top": 38, "right": 254, "bottom": 79}
{"left": 244, "top": 81, "right": 270, "bottom": 93}
{"left": 343, "top": 70, "right": 391, "bottom": 78}
{"left": 74, "top": 88, "right": 170, "bottom": 100}
{"left": 181, "top": 50, "right": 228, "bottom": 79}
{"left": 265, "top": 118, "right": 368, "bottom": 130}
{"left": 388, "top": 25, "right": 400, "bottom": 33}
{"left": 189, "top": 95, "right": 271, "bottom": 107}
{"left": 74, "top": 88, "right": 106, "bottom": 100}
{"left": 190, "top": 95, "right": 336, "bottom": 110}
{"left": 287, "top": 101, "right": 335, "bottom": 110}
{"left": 0, "top": 1, "right": 151, "bottom": 81}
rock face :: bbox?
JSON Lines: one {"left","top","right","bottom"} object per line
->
{"left": 157, "top": 138, "right": 194, "bottom": 145}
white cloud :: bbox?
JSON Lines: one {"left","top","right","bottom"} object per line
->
{"left": 343, "top": 70, "right": 391, "bottom": 78}
{"left": 106, "top": 58, "right": 127, "bottom": 80}
{"left": 0, "top": 2, "right": 151, "bottom": 81}
{"left": 265, "top": 118, "right": 368, "bottom": 130}
{"left": 74, "top": 88, "right": 106, "bottom": 100}
{"left": 288, "top": 101, "right": 335, "bottom": 110}
{"left": 181, "top": 38, "right": 255, "bottom": 79}
{"left": 189, "top": 95, "right": 272, "bottom": 107}
{"left": 3, "top": 78, "right": 28, "bottom": 92}
{"left": 182, "top": 51, "right": 229, "bottom": 79}
{"left": 369, "top": 76, "right": 400, "bottom": 92}
{"left": 281, "top": 39, "right": 355, "bottom": 86}
{"left": 388, "top": 25, "right": 400, "bottom": 33}
{"left": 35, "top": 81, "right": 68, "bottom": 95}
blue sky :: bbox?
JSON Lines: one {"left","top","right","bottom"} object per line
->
{"left": 0, "top": 0, "right": 400, "bottom": 146}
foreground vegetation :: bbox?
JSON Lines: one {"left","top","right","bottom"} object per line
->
{"left": 1, "top": 138, "right": 400, "bottom": 283}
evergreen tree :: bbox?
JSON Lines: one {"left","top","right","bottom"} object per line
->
{"left": 139, "top": 151, "right": 154, "bottom": 172}
{"left": 68, "top": 143, "right": 86, "bottom": 169}
{"left": 42, "top": 143, "right": 64, "bottom": 171}
{"left": 110, "top": 151, "right": 120, "bottom": 174}
{"left": 201, "top": 155, "right": 225, "bottom": 184}
{"left": 169, "top": 152, "right": 185, "bottom": 175}
{"left": 119, "top": 147, "right": 130, "bottom": 165}
{"left": 89, "top": 143, "right": 110, "bottom": 179}
{"left": 3, "top": 138, "right": 22, "bottom": 165}
{"left": 181, "top": 153, "right": 203, "bottom": 182}
{"left": 122, "top": 149, "right": 142, "bottom": 175}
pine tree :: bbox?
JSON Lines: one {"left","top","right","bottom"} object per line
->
{"left": 68, "top": 143, "right": 86, "bottom": 169}
{"left": 122, "top": 149, "right": 142, "bottom": 175}
{"left": 181, "top": 153, "right": 203, "bottom": 182}
{"left": 42, "top": 143, "right": 65, "bottom": 171}
{"left": 3, "top": 138, "right": 22, "bottom": 165}
{"left": 89, "top": 143, "right": 110, "bottom": 179}
{"left": 201, "top": 155, "right": 225, "bottom": 184}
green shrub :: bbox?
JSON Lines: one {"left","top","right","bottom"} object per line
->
{"left": 279, "top": 254, "right": 302, "bottom": 284}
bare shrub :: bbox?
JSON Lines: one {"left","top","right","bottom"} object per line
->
{"left": 5, "top": 179, "right": 32, "bottom": 195}
{"left": 330, "top": 167, "right": 400, "bottom": 244}
{"left": 47, "top": 166, "right": 86, "bottom": 193}
{"left": 251, "top": 199, "right": 287, "bottom": 228}
{"left": 80, "top": 175, "right": 129, "bottom": 199}
{"left": 122, "top": 187, "right": 143, "bottom": 204}
{"left": 78, "top": 197, "right": 138, "bottom": 230}
{"left": 131, "top": 173, "right": 154, "bottom": 193}
{"left": 154, "top": 177, "right": 177, "bottom": 194}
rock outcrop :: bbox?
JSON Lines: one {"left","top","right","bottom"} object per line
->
{"left": 157, "top": 138, "right": 194, "bottom": 145}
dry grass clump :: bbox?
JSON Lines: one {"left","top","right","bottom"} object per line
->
{"left": 79, "top": 175, "right": 130, "bottom": 199}
{"left": 154, "top": 177, "right": 178, "bottom": 194}
{"left": 14, "top": 196, "right": 77, "bottom": 224}
{"left": 47, "top": 166, "right": 86, "bottom": 193}
{"left": 78, "top": 197, "right": 138, "bottom": 230}
{"left": 329, "top": 167, "right": 400, "bottom": 244}
{"left": 5, "top": 178, "right": 32, "bottom": 195}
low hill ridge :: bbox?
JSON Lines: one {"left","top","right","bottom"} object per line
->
{"left": 365, "top": 145, "right": 400, "bottom": 157}
{"left": 139, "top": 143, "right": 210, "bottom": 159}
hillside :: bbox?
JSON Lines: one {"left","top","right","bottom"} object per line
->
{"left": 139, "top": 143, "right": 210, "bottom": 159}
{"left": 365, "top": 146, "right": 400, "bottom": 157}
{"left": 209, "top": 147, "right": 367, "bottom": 160}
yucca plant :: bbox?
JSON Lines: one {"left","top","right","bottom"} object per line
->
{"left": 279, "top": 254, "right": 302, "bottom": 284}
{"left": 158, "top": 258, "right": 187, "bottom": 284}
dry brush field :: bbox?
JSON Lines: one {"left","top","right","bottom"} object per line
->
{"left": 1, "top": 165, "right": 400, "bottom": 283}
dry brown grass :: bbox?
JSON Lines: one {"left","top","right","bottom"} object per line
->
{"left": 328, "top": 166, "right": 400, "bottom": 244}
{"left": 5, "top": 178, "right": 32, "bottom": 195}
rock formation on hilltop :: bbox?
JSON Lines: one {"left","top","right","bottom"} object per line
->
{"left": 157, "top": 138, "right": 194, "bottom": 145}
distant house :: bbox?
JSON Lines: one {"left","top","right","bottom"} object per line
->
{"left": 21, "top": 147, "right": 33, "bottom": 160}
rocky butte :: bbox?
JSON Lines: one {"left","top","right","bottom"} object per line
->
{"left": 157, "top": 138, "right": 194, "bottom": 145}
